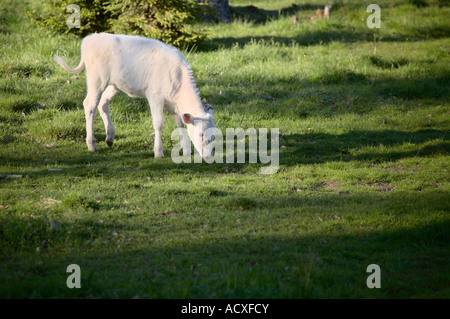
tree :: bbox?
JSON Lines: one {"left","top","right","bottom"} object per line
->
{"left": 109, "top": 0, "right": 210, "bottom": 48}
{"left": 30, "top": 0, "right": 211, "bottom": 48}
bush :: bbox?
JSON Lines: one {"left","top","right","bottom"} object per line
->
{"left": 29, "top": 0, "right": 211, "bottom": 48}
{"left": 109, "top": 0, "right": 211, "bottom": 48}
{"left": 28, "top": 0, "right": 112, "bottom": 37}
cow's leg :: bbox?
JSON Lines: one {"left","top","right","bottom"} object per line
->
{"left": 98, "top": 85, "right": 118, "bottom": 147}
{"left": 148, "top": 96, "right": 165, "bottom": 158}
{"left": 83, "top": 80, "right": 105, "bottom": 152}
{"left": 174, "top": 114, "right": 191, "bottom": 156}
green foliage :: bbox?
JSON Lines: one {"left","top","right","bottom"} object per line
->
{"left": 28, "top": 0, "right": 112, "bottom": 36}
{"left": 29, "top": 0, "right": 210, "bottom": 48}
{"left": 108, "top": 0, "right": 211, "bottom": 48}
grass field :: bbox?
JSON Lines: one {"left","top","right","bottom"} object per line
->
{"left": 0, "top": 0, "right": 449, "bottom": 298}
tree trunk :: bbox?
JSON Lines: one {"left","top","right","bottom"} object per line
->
{"left": 200, "top": 0, "right": 233, "bottom": 23}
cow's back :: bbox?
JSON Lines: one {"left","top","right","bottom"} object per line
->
{"left": 81, "top": 33, "right": 188, "bottom": 99}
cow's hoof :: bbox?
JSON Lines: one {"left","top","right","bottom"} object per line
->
{"left": 87, "top": 145, "right": 98, "bottom": 152}
{"left": 106, "top": 140, "right": 113, "bottom": 147}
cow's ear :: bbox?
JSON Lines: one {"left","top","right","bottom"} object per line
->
{"left": 182, "top": 113, "right": 194, "bottom": 125}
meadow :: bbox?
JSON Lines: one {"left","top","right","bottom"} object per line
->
{"left": 0, "top": 0, "right": 449, "bottom": 298}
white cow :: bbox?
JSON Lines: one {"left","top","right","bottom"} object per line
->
{"left": 54, "top": 32, "right": 216, "bottom": 158}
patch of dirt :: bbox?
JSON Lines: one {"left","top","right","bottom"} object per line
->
{"left": 320, "top": 181, "right": 340, "bottom": 189}
{"left": 370, "top": 182, "right": 395, "bottom": 192}
{"left": 39, "top": 198, "right": 62, "bottom": 209}
{"left": 155, "top": 210, "right": 179, "bottom": 217}
{"left": 382, "top": 165, "right": 405, "bottom": 173}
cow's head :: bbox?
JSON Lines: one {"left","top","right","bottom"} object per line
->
{"left": 182, "top": 104, "right": 217, "bottom": 158}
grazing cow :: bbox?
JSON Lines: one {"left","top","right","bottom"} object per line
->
{"left": 54, "top": 33, "right": 216, "bottom": 158}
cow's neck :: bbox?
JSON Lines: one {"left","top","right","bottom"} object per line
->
{"left": 175, "top": 66, "right": 205, "bottom": 117}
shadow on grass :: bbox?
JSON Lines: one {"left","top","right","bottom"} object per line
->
{"left": 230, "top": 3, "right": 326, "bottom": 24}
{"left": 227, "top": 1, "right": 445, "bottom": 27}
{"left": 281, "top": 129, "right": 450, "bottom": 165}
{"left": 200, "top": 4, "right": 450, "bottom": 52}
{"left": 1, "top": 208, "right": 449, "bottom": 298}
{"left": 0, "top": 128, "right": 448, "bottom": 180}
{"left": 200, "top": 26, "right": 450, "bottom": 51}
{"left": 205, "top": 74, "right": 449, "bottom": 112}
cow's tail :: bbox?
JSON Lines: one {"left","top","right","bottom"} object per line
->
{"left": 54, "top": 55, "right": 85, "bottom": 74}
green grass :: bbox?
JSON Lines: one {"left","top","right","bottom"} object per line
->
{"left": 0, "top": 0, "right": 449, "bottom": 298}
